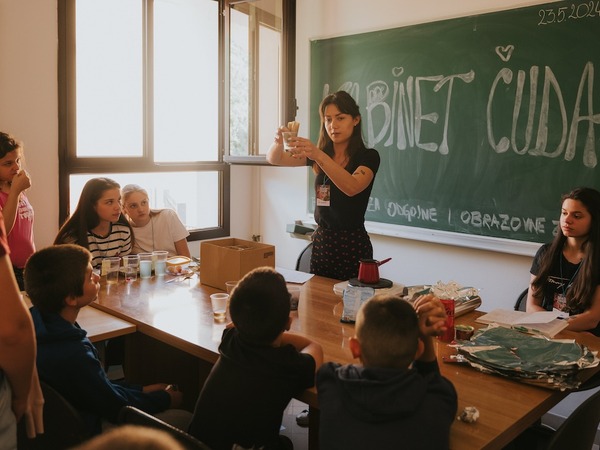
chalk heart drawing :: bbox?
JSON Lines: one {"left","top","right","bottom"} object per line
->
{"left": 495, "top": 45, "right": 514, "bottom": 62}
{"left": 392, "top": 67, "right": 404, "bottom": 77}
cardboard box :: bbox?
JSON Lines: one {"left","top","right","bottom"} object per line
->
{"left": 200, "top": 238, "right": 275, "bottom": 290}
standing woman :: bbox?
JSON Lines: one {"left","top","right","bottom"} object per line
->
{"left": 267, "top": 91, "right": 380, "bottom": 280}
{"left": 121, "top": 184, "right": 190, "bottom": 257}
{"left": 54, "top": 178, "right": 133, "bottom": 269}
{"left": 0, "top": 132, "right": 34, "bottom": 290}
{"left": 527, "top": 187, "right": 600, "bottom": 335}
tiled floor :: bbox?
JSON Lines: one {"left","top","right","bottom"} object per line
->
{"left": 280, "top": 399, "right": 309, "bottom": 450}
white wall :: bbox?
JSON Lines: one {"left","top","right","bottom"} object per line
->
{"left": 257, "top": 0, "right": 564, "bottom": 313}
{"left": 0, "top": 0, "right": 58, "bottom": 248}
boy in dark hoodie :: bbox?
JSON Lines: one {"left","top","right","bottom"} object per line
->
{"left": 24, "top": 244, "right": 184, "bottom": 435}
{"left": 317, "top": 293, "right": 457, "bottom": 450}
{"left": 188, "top": 266, "right": 323, "bottom": 450}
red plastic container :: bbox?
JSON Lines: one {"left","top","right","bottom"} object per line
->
{"left": 438, "top": 298, "right": 455, "bottom": 343}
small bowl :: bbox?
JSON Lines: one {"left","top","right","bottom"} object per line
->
{"left": 166, "top": 256, "right": 191, "bottom": 267}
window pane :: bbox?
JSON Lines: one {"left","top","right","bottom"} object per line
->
{"left": 258, "top": 23, "right": 281, "bottom": 155}
{"left": 69, "top": 172, "right": 219, "bottom": 230}
{"left": 229, "top": 0, "right": 283, "bottom": 157}
{"left": 230, "top": 8, "right": 250, "bottom": 156}
{"left": 76, "top": 0, "right": 143, "bottom": 157}
{"left": 154, "top": 0, "right": 219, "bottom": 162}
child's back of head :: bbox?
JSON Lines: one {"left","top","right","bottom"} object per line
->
{"left": 356, "top": 294, "right": 419, "bottom": 369}
{"left": 229, "top": 266, "right": 290, "bottom": 345}
{"left": 25, "top": 244, "right": 91, "bottom": 314}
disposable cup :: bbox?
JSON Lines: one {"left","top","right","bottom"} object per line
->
{"left": 287, "top": 285, "right": 301, "bottom": 311}
{"left": 123, "top": 255, "right": 139, "bottom": 282}
{"left": 210, "top": 293, "right": 229, "bottom": 321}
{"left": 138, "top": 253, "right": 153, "bottom": 279}
{"left": 225, "top": 280, "right": 238, "bottom": 294}
{"left": 103, "top": 257, "right": 121, "bottom": 285}
{"left": 153, "top": 250, "right": 168, "bottom": 277}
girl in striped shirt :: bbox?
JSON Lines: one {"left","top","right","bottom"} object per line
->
{"left": 55, "top": 178, "right": 133, "bottom": 268}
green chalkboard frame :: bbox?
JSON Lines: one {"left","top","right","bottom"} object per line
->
{"left": 309, "top": 0, "right": 600, "bottom": 252}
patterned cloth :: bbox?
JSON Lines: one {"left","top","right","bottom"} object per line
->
{"left": 311, "top": 226, "right": 373, "bottom": 281}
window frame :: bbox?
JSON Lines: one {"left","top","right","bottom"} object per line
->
{"left": 223, "top": 0, "right": 297, "bottom": 165}
{"left": 57, "top": 0, "right": 230, "bottom": 241}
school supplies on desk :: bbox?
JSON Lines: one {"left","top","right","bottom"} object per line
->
{"left": 476, "top": 309, "right": 569, "bottom": 338}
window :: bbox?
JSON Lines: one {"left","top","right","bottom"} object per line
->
{"left": 225, "top": 0, "right": 296, "bottom": 162}
{"left": 58, "top": 0, "right": 228, "bottom": 240}
{"left": 58, "top": 0, "right": 295, "bottom": 239}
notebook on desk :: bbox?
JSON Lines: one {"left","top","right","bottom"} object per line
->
{"left": 476, "top": 309, "right": 569, "bottom": 338}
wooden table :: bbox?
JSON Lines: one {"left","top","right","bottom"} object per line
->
{"left": 91, "top": 274, "right": 600, "bottom": 450}
{"left": 21, "top": 293, "right": 136, "bottom": 343}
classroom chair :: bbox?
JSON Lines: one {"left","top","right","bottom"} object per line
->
{"left": 514, "top": 288, "right": 528, "bottom": 311}
{"left": 295, "top": 242, "right": 312, "bottom": 273}
{"left": 118, "top": 405, "right": 212, "bottom": 450}
{"left": 17, "top": 381, "right": 90, "bottom": 450}
{"left": 510, "top": 387, "right": 600, "bottom": 450}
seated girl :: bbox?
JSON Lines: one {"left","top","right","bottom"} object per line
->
{"left": 54, "top": 177, "right": 133, "bottom": 269}
{"left": 527, "top": 186, "right": 600, "bottom": 335}
{"left": 121, "top": 184, "right": 190, "bottom": 257}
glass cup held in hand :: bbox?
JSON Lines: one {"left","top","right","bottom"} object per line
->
{"left": 282, "top": 131, "right": 298, "bottom": 151}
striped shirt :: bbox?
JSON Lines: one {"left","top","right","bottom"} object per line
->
{"left": 88, "top": 223, "right": 132, "bottom": 268}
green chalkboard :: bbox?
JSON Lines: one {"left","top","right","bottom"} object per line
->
{"left": 309, "top": 0, "right": 600, "bottom": 244}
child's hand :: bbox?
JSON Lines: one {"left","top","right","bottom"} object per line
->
{"left": 11, "top": 170, "right": 31, "bottom": 194}
{"left": 413, "top": 294, "right": 447, "bottom": 338}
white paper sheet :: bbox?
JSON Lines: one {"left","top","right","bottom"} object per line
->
{"left": 276, "top": 266, "right": 315, "bottom": 284}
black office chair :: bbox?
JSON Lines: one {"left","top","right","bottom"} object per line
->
{"left": 17, "top": 381, "right": 90, "bottom": 450}
{"left": 295, "top": 242, "right": 313, "bottom": 273}
{"left": 514, "top": 288, "right": 528, "bottom": 311}
{"left": 118, "top": 405, "right": 212, "bottom": 450}
{"left": 514, "top": 388, "right": 600, "bottom": 450}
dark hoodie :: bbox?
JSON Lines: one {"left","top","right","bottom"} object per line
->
{"left": 317, "top": 360, "right": 457, "bottom": 450}
{"left": 30, "top": 306, "right": 170, "bottom": 435}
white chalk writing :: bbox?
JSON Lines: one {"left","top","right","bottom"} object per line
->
{"left": 459, "top": 210, "right": 546, "bottom": 234}
{"left": 386, "top": 202, "right": 438, "bottom": 223}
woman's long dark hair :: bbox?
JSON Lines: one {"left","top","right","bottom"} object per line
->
{"left": 313, "top": 91, "right": 367, "bottom": 175}
{"left": 531, "top": 187, "right": 600, "bottom": 312}
{"left": 54, "top": 178, "right": 133, "bottom": 249}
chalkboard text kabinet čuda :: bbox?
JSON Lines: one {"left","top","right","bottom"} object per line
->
{"left": 328, "top": 60, "right": 598, "bottom": 169}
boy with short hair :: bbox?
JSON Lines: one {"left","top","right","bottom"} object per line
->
{"left": 25, "top": 244, "right": 183, "bottom": 435}
{"left": 188, "top": 266, "right": 323, "bottom": 450}
{"left": 317, "top": 293, "right": 457, "bottom": 450}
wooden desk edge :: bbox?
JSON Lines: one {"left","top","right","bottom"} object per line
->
{"left": 90, "top": 302, "right": 219, "bottom": 364}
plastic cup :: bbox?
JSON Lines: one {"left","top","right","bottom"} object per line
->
{"left": 123, "top": 255, "right": 139, "bottom": 282}
{"left": 153, "top": 250, "right": 168, "bottom": 277}
{"left": 210, "top": 293, "right": 229, "bottom": 321}
{"left": 438, "top": 298, "right": 455, "bottom": 343}
{"left": 225, "top": 280, "right": 238, "bottom": 294}
{"left": 138, "top": 253, "right": 153, "bottom": 279}
{"left": 287, "top": 285, "right": 301, "bottom": 311}
{"left": 103, "top": 257, "right": 121, "bottom": 285}
{"left": 282, "top": 131, "right": 298, "bottom": 151}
